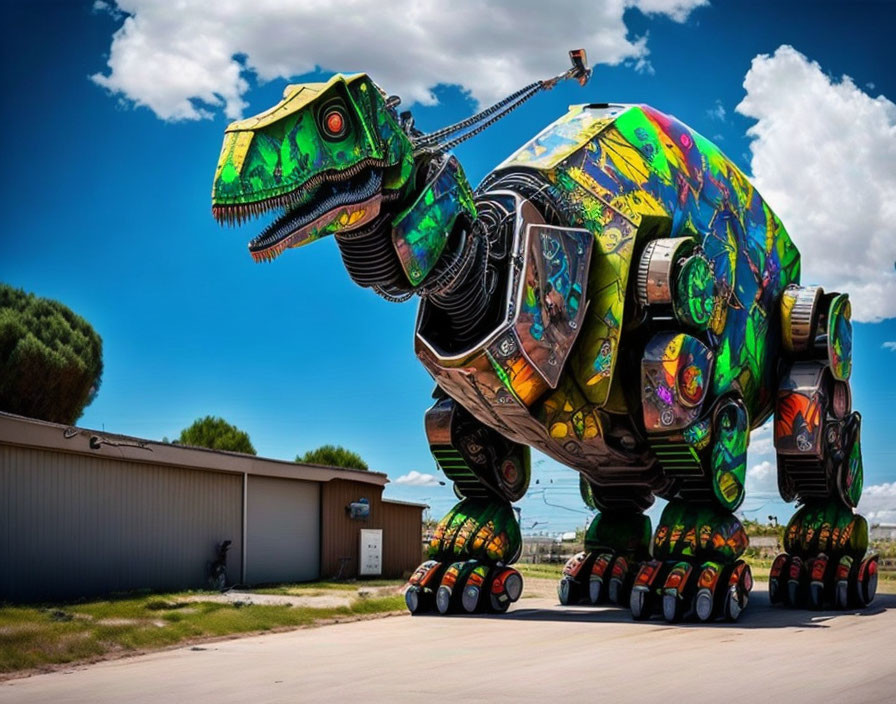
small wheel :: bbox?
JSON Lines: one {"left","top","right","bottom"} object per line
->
{"left": 768, "top": 554, "right": 789, "bottom": 605}
{"left": 489, "top": 592, "right": 511, "bottom": 613}
{"left": 461, "top": 584, "right": 483, "bottom": 614}
{"left": 405, "top": 586, "right": 426, "bottom": 614}
{"left": 724, "top": 585, "right": 748, "bottom": 621}
{"left": 695, "top": 588, "right": 715, "bottom": 622}
{"left": 808, "top": 582, "right": 824, "bottom": 610}
{"left": 785, "top": 556, "right": 805, "bottom": 606}
{"left": 436, "top": 585, "right": 453, "bottom": 614}
{"left": 857, "top": 557, "right": 879, "bottom": 606}
{"left": 834, "top": 579, "right": 850, "bottom": 610}
{"left": 662, "top": 593, "right": 685, "bottom": 623}
{"left": 630, "top": 587, "right": 653, "bottom": 621}
{"left": 588, "top": 576, "right": 604, "bottom": 604}
{"left": 558, "top": 576, "right": 581, "bottom": 605}
{"left": 607, "top": 557, "right": 630, "bottom": 605}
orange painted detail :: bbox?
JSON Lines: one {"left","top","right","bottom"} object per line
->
{"left": 770, "top": 554, "right": 788, "bottom": 579}
{"left": 635, "top": 560, "right": 661, "bottom": 587}
{"left": 810, "top": 556, "right": 828, "bottom": 582}
{"left": 698, "top": 564, "right": 720, "bottom": 590}
{"left": 610, "top": 557, "right": 628, "bottom": 581}
{"left": 591, "top": 554, "right": 612, "bottom": 578}
{"left": 775, "top": 392, "right": 822, "bottom": 440}
{"left": 442, "top": 565, "right": 460, "bottom": 588}
{"left": 491, "top": 568, "right": 517, "bottom": 594}
{"left": 563, "top": 552, "right": 587, "bottom": 578}
{"left": 325, "top": 110, "right": 344, "bottom": 135}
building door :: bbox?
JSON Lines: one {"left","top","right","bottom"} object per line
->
{"left": 246, "top": 476, "right": 320, "bottom": 584}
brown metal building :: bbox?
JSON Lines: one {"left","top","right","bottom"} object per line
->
{"left": 0, "top": 412, "right": 424, "bottom": 603}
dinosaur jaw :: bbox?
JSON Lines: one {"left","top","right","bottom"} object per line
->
{"left": 212, "top": 162, "right": 397, "bottom": 263}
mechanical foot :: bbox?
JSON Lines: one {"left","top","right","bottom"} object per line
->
{"left": 628, "top": 502, "right": 750, "bottom": 622}
{"left": 405, "top": 560, "right": 523, "bottom": 615}
{"left": 558, "top": 550, "right": 636, "bottom": 606}
{"left": 768, "top": 502, "right": 877, "bottom": 610}
{"left": 556, "top": 511, "right": 652, "bottom": 607}
{"left": 629, "top": 558, "right": 752, "bottom": 622}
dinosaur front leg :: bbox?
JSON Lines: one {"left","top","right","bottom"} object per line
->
{"left": 557, "top": 483, "right": 653, "bottom": 607}
{"left": 769, "top": 287, "right": 877, "bottom": 609}
{"left": 635, "top": 330, "right": 754, "bottom": 621}
{"left": 405, "top": 396, "right": 529, "bottom": 615}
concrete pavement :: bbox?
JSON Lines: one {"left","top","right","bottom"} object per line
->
{"left": 3, "top": 582, "right": 894, "bottom": 703}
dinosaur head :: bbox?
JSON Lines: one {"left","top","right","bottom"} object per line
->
{"left": 211, "top": 73, "right": 416, "bottom": 263}
{"left": 212, "top": 50, "right": 590, "bottom": 294}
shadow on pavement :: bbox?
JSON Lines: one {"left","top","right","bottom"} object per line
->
{"left": 412, "top": 590, "right": 896, "bottom": 629}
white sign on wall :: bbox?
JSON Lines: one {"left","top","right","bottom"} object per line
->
{"left": 359, "top": 529, "right": 383, "bottom": 576}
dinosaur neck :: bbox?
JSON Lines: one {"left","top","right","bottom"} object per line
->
{"left": 424, "top": 221, "right": 493, "bottom": 347}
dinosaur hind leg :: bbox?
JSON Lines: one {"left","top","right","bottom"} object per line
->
{"left": 558, "top": 483, "right": 654, "bottom": 608}
{"left": 771, "top": 286, "right": 877, "bottom": 610}
{"left": 405, "top": 396, "right": 528, "bottom": 615}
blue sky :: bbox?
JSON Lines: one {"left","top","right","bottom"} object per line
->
{"left": 3, "top": 1, "right": 895, "bottom": 533}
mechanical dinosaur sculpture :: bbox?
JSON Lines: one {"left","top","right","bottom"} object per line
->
{"left": 212, "top": 50, "right": 878, "bottom": 621}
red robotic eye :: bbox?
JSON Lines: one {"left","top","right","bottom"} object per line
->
{"left": 322, "top": 108, "right": 347, "bottom": 138}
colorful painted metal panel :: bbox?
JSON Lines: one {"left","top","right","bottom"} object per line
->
{"left": 391, "top": 156, "right": 476, "bottom": 286}
{"left": 215, "top": 74, "right": 403, "bottom": 207}
{"left": 427, "top": 498, "right": 521, "bottom": 564}
{"left": 710, "top": 399, "right": 748, "bottom": 510}
{"left": 584, "top": 511, "right": 652, "bottom": 557}
{"left": 515, "top": 223, "right": 592, "bottom": 387}
{"left": 827, "top": 293, "right": 852, "bottom": 381}
{"left": 641, "top": 332, "right": 714, "bottom": 432}
{"left": 784, "top": 501, "right": 869, "bottom": 558}
{"left": 416, "top": 193, "right": 651, "bottom": 474}
{"left": 673, "top": 252, "right": 715, "bottom": 330}
{"left": 839, "top": 415, "right": 864, "bottom": 508}
{"left": 652, "top": 502, "right": 748, "bottom": 563}
{"left": 774, "top": 362, "right": 827, "bottom": 456}
{"left": 496, "top": 103, "right": 801, "bottom": 423}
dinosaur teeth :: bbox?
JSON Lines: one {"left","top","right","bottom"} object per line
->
{"left": 212, "top": 158, "right": 389, "bottom": 227}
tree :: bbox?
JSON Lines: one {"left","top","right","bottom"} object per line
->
{"left": 0, "top": 283, "right": 103, "bottom": 424}
{"left": 178, "top": 416, "right": 256, "bottom": 455}
{"left": 296, "top": 444, "right": 368, "bottom": 470}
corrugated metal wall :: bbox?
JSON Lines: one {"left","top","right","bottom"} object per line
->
{"left": 246, "top": 476, "right": 320, "bottom": 584}
{"left": 320, "top": 479, "right": 423, "bottom": 579}
{"left": 382, "top": 501, "right": 426, "bottom": 577}
{"left": 0, "top": 445, "right": 243, "bottom": 602}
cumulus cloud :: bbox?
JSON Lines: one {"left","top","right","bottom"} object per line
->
{"left": 393, "top": 470, "right": 443, "bottom": 487}
{"left": 749, "top": 421, "right": 774, "bottom": 457}
{"left": 736, "top": 45, "right": 896, "bottom": 322}
{"left": 883, "top": 341, "right": 896, "bottom": 352}
{"left": 745, "top": 459, "right": 778, "bottom": 495}
{"left": 91, "top": 0, "right": 706, "bottom": 121}
{"left": 859, "top": 482, "right": 896, "bottom": 524}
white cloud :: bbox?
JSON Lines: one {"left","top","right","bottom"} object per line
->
{"left": 91, "top": 0, "right": 706, "bottom": 121}
{"left": 736, "top": 45, "right": 896, "bottom": 322}
{"left": 745, "top": 459, "right": 778, "bottom": 495}
{"left": 393, "top": 470, "right": 442, "bottom": 487}
{"left": 859, "top": 482, "right": 896, "bottom": 525}
{"left": 707, "top": 99, "right": 726, "bottom": 121}
{"left": 749, "top": 421, "right": 774, "bottom": 457}
{"left": 883, "top": 341, "right": 896, "bottom": 352}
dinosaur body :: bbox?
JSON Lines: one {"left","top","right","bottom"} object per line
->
{"left": 212, "top": 55, "right": 876, "bottom": 621}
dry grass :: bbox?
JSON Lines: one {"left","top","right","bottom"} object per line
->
{"left": 0, "top": 591, "right": 405, "bottom": 676}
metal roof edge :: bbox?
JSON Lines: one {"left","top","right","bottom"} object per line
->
{"left": 0, "top": 411, "right": 388, "bottom": 486}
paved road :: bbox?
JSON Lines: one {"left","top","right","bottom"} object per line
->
{"left": 3, "top": 584, "right": 894, "bottom": 703}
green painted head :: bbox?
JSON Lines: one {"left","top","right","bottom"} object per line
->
{"left": 212, "top": 73, "right": 416, "bottom": 262}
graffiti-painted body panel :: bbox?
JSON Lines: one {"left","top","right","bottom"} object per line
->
{"left": 417, "top": 103, "right": 800, "bottom": 482}
{"left": 499, "top": 103, "right": 801, "bottom": 427}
